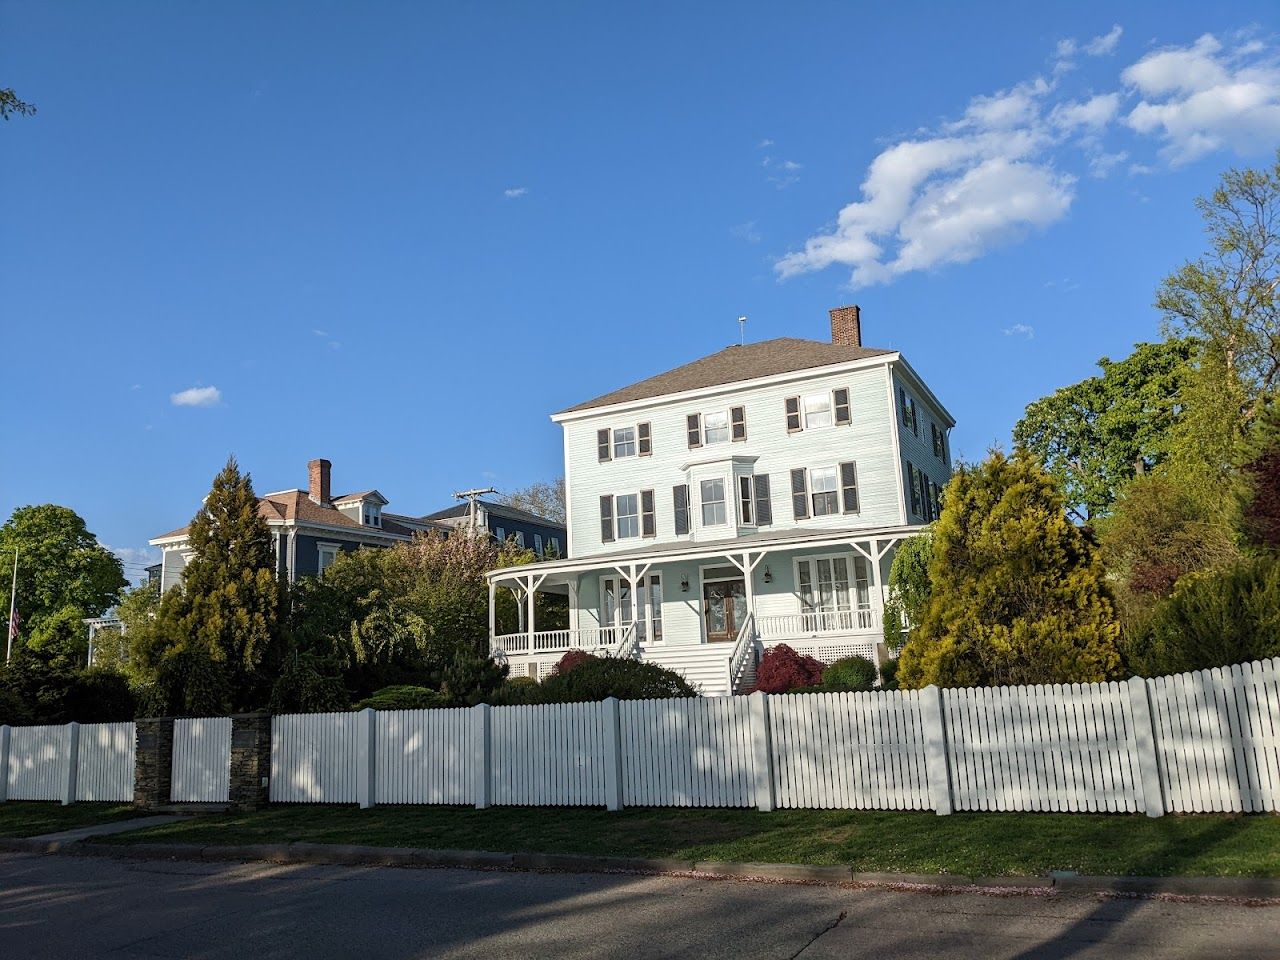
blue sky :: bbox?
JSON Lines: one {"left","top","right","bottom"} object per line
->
{"left": 3, "top": 2, "right": 1280, "bottom": 581}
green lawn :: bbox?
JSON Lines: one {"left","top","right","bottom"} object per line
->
{"left": 105, "top": 805, "right": 1280, "bottom": 878}
{"left": 0, "top": 802, "right": 145, "bottom": 838}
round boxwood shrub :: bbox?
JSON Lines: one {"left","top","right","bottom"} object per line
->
{"left": 754, "top": 644, "right": 824, "bottom": 693}
{"left": 820, "top": 655, "right": 878, "bottom": 693}
{"left": 355, "top": 685, "right": 449, "bottom": 711}
{"left": 538, "top": 655, "right": 697, "bottom": 702}
{"left": 487, "top": 676, "right": 547, "bottom": 706}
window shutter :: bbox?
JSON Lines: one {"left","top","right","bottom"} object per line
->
{"left": 899, "top": 387, "right": 909, "bottom": 428}
{"left": 906, "top": 464, "right": 922, "bottom": 517}
{"left": 597, "top": 428, "right": 612, "bottom": 463}
{"left": 753, "top": 474, "right": 773, "bottom": 525}
{"left": 833, "top": 388, "right": 851, "bottom": 425}
{"left": 686, "top": 413, "right": 702, "bottom": 449}
{"left": 640, "top": 489, "right": 656, "bottom": 538}
{"left": 840, "top": 461, "right": 859, "bottom": 514}
{"left": 785, "top": 396, "right": 802, "bottom": 433}
{"left": 600, "top": 495, "right": 615, "bottom": 543}
{"left": 638, "top": 422, "right": 652, "bottom": 456}
{"left": 673, "top": 484, "right": 690, "bottom": 536}
{"left": 730, "top": 405, "right": 747, "bottom": 441}
{"left": 738, "top": 475, "right": 754, "bottom": 525}
{"left": 790, "top": 468, "right": 809, "bottom": 520}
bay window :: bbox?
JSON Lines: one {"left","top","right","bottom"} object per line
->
{"left": 700, "top": 478, "right": 727, "bottom": 526}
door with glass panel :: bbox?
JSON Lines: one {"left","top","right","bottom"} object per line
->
{"left": 795, "top": 555, "right": 872, "bottom": 631}
{"left": 600, "top": 575, "right": 663, "bottom": 643}
{"left": 703, "top": 578, "right": 746, "bottom": 642}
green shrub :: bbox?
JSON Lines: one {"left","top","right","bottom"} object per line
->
{"left": 62, "top": 669, "right": 138, "bottom": 722}
{"left": 355, "top": 685, "right": 450, "bottom": 711}
{"left": 879, "top": 657, "right": 900, "bottom": 691}
{"left": 1128, "top": 554, "right": 1280, "bottom": 676}
{"left": 820, "top": 655, "right": 878, "bottom": 692}
{"left": 269, "top": 653, "right": 351, "bottom": 714}
{"left": 487, "top": 676, "right": 546, "bottom": 705}
{"left": 538, "top": 655, "right": 697, "bottom": 702}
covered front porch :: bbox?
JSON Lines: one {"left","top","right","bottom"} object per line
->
{"left": 486, "top": 525, "right": 922, "bottom": 696}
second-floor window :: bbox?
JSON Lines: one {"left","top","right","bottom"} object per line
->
{"left": 600, "top": 491, "right": 656, "bottom": 542}
{"left": 598, "top": 423, "right": 652, "bottom": 462}
{"left": 701, "top": 478, "right": 727, "bottom": 526}
{"left": 791, "top": 463, "right": 860, "bottom": 520}
{"left": 931, "top": 422, "right": 947, "bottom": 462}
{"left": 900, "top": 388, "right": 919, "bottom": 436}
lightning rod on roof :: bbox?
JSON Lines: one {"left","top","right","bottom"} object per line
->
{"left": 738, "top": 315, "right": 747, "bottom": 345}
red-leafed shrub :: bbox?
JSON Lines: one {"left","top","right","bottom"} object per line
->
{"left": 754, "top": 644, "right": 824, "bottom": 693}
{"left": 553, "top": 649, "right": 595, "bottom": 676}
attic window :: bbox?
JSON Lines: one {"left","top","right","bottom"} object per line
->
{"left": 363, "top": 506, "right": 382, "bottom": 527}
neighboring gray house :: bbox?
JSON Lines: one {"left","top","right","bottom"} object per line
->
{"left": 423, "top": 500, "right": 567, "bottom": 559}
{"left": 149, "top": 458, "right": 444, "bottom": 591}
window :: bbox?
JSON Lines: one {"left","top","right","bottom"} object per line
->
{"left": 616, "top": 494, "right": 640, "bottom": 539}
{"left": 602, "top": 574, "right": 663, "bottom": 642}
{"left": 907, "top": 463, "right": 923, "bottom": 517}
{"left": 362, "top": 505, "right": 381, "bottom": 527}
{"left": 548, "top": 536, "right": 560, "bottom": 556}
{"left": 495, "top": 526, "right": 506, "bottom": 542}
{"left": 703, "top": 411, "right": 730, "bottom": 445}
{"left": 701, "top": 478, "right": 727, "bottom": 526}
{"left": 739, "top": 475, "right": 754, "bottom": 525}
{"left": 810, "top": 466, "right": 839, "bottom": 516}
{"left": 317, "top": 543, "right": 340, "bottom": 575}
{"left": 514, "top": 531, "right": 526, "bottom": 548}
{"left": 613, "top": 426, "right": 636, "bottom": 458}
{"left": 534, "top": 533, "right": 543, "bottom": 555}
{"left": 931, "top": 422, "right": 947, "bottom": 461}
{"left": 673, "top": 484, "right": 691, "bottom": 536}
{"left": 796, "top": 555, "right": 871, "bottom": 623}
{"left": 803, "top": 392, "right": 833, "bottom": 429}
{"left": 900, "top": 388, "right": 919, "bottom": 436}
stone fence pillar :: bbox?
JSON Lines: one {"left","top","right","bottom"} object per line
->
{"left": 229, "top": 713, "right": 272, "bottom": 809}
{"left": 134, "top": 717, "right": 175, "bottom": 808}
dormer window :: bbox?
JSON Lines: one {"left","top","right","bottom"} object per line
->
{"left": 363, "top": 506, "right": 381, "bottom": 527}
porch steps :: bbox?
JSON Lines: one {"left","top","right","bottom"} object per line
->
{"left": 641, "top": 644, "right": 740, "bottom": 698}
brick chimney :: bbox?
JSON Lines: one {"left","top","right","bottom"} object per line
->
{"left": 829, "top": 305, "right": 862, "bottom": 347}
{"left": 308, "top": 458, "right": 331, "bottom": 505}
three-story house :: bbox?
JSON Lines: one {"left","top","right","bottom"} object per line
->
{"left": 486, "top": 306, "right": 953, "bottom": 695}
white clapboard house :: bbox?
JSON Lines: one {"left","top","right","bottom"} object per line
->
{"left": 486, "top": 307, "right": 954, "bottom": 695}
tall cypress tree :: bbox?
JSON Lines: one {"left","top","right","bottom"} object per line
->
{"left": 898, "top": 451, "right": 1122, "bottom": 689}
{"left": 141, "top": 457, "right": 282, "bottom": 714}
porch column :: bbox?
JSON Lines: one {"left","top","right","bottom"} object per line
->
{"left": 526, "top": 574, "right": 536, "bottom": 649}
{"left": 741, "top": 552, "right": 755, "bottom": 625}
{"left": 515, "top": 585, "right": 526, "bottom": 632}
{"left": 568, "top": 578, "right": 579, "bottom": 634}
{"left": 488, "top": 580, "right": 497, "bottom": 641}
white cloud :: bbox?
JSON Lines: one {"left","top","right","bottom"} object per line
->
{"left": 503, "top": 187, "right": 528, "bottom": 198}
{"left": 1051, "top": 93, "right": 1121, "bottom": 133}
{"left": 1122, "top": 34, "right": 1280, "bottom": 164}
{"left": 170, "top": 385, "right": 221, "bottom": 408}
{"left": 1084, "top": 25, "right": 1123, "bottom": 57}
{"left": 758, "top": 138, "right": 774, "bottom": 148}
{"left": 1088, "top": 150, "right": 1128, "bottom": 178}
{"left": 1004, "top": 323, "right": 1035, "bottom": 338}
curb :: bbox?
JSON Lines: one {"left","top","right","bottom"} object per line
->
{"left": 2, "top": 836, "right": 1277, "bottom": 901}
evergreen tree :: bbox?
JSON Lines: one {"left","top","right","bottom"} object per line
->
{"left": 898, "top": 451, "right": 1122, "bottom": 689}
{"left": 135, "top": 457, "right": 282, "bottom": 713}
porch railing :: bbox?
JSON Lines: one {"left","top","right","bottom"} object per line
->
{"left": 756, "top": 608, "right": 880, "bottom": 639}
{"left": 491, "top": 626, "right": 621, "bottom": 657}
{"left": 727, "top": 613, "right": 757, "bottom": 694}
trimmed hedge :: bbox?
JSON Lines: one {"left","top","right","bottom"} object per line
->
{"left": 355, "top": 685, "right": 450, "bottom": 711}
{"left": 820, "top": 655, "right": 878, "bottom": 693}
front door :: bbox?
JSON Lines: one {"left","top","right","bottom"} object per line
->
{"left": 703, "top": 579, "right": 746, "bottom": 642}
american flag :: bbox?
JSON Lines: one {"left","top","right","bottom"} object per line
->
{"left": 7, "top": 608, "right": 18, "bottom": 642}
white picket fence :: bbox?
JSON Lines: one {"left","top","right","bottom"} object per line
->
{"left": 171, "top": 717, "right": 232, "bottom": 803}
{"left": 1, "top": 721, "right": 136, "bottom": 803}
{"left": 269, "top": 658, "right": 1280, "bottom": 816}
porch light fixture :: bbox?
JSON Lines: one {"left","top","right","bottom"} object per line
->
{"left": 680, "top": 575, "right": 690, "bottom": 593}
{"left": 763, "top": 566, "right": 773, "bottom": 584}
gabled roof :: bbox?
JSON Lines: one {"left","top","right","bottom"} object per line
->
{"left": 332, "top": 490, "right": 389, "bottom": 506}
{"left": 555, "top": 337, "right": 894, "bottom": 415}
{"left": 422, "top": 499, "right": 564, "bottom": 529}
{"left": 152, "top": 490, "right": 417, "bottom": 543}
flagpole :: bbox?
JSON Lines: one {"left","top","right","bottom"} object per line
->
{"left": 6, "top": 547, "right": 16, "bottom": 664}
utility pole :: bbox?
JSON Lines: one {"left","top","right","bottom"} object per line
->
{"left": 453, "top": 487, "right": 497, "bottom": 536}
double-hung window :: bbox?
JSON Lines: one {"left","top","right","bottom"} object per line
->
{"left": 703, "top": 411, "right": 730, "bottom": 445}
{"left": 900, "top": 388, "right": 919, "bottom": 436}
{"left": 931, "top": 422, "right": 946, "bottom": 461}
{"left": 613, "top": 426, "right": 636, "bottom": 458}
{"left": 809, "top": 466, "right": 839, "bottom": 516}
{"left": 686, "top": 407, "right": 744, "bottom": 448}
{"left": 598, "top": 423, "right": 651, "bottom": 461}
{"left": 785, "top": 388, "right": 851, "bottom": 432}
{"left": 791, "top": 463, "right": 857, "bottom": 519}
{"left": 803, "top": 392, "right": 833, "bottom": 429}
{"left": 701, "top": 478, "right": 727, "bottom": 526}
{"left": 615, "top": 494, "right": 640, "bottom": 539}
{"left": 317, "top": 543, "right": 340, "bottom": 575}
{"left": 533, "top": 533, "right": 544, "bottom": 555}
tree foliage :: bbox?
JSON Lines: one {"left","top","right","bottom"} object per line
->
{"left": 0, "top": 504, "right": 127, "bottom": 658}
{"left": 898, "top": 451, "right": 1122, "bottom": 688}
{"left": 1014, "top": 339, "right": 1195, "bottom": 520}
{"left": 0, "top": 88, "right": 36, "bottom": 121}
{"left": 496, "top": 478, "right": 566, "bottom": 525}
{"left": 132, "top": 457, "right": 283, "bottom": 715}
{"left": 754, "top": 643, "right": 825, "bottom": 693}
{"left": 882, "top": 532, "right": 933, "bottom": 653}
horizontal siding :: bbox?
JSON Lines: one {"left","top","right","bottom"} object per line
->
{"left": 564, "top": 363, "right": 904, "bottom": 555}
{"left": 892, "top": 369, "right": 951, "bottom": 521}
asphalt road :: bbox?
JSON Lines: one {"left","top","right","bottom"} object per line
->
{"left": 1, "top": 852, "right": 1277, "bottom": 959}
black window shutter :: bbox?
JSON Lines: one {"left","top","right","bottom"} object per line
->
{"left": 640, "top": 490, "right": 656, "bottom": 537}
{"left": 785, "top": 396, "right": 802, "bottom": 432}
{"left": 834, "top": 388, "right": 851, "bottom": 425}
{"left": 730, "top": 405, "right": 747, "bottom": 441}
{"left": 638, "top": 422, "right": 652, "bottom": 456}
{"left": 790, "top": 468, "right": 809, "bottom": 520}
{"left": 597, "top": 428, "right": 612, "bottom": 463}
{"left": 600, "top": 495, "right": 615, "bottom": 542}
{"left": 686, "top": 413, "right": 702, "bottom": 449}
{"left": 899, "top": 387, "right": 909, "bottom": 427}
{"left": 754, "top": 474, "right": 773, "bottom": 525}
{"left": 840, "top": 461, "right": 859, "bottom": 514}
{"left": 673, "top": 484, "right": 690, "bottom": 536}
